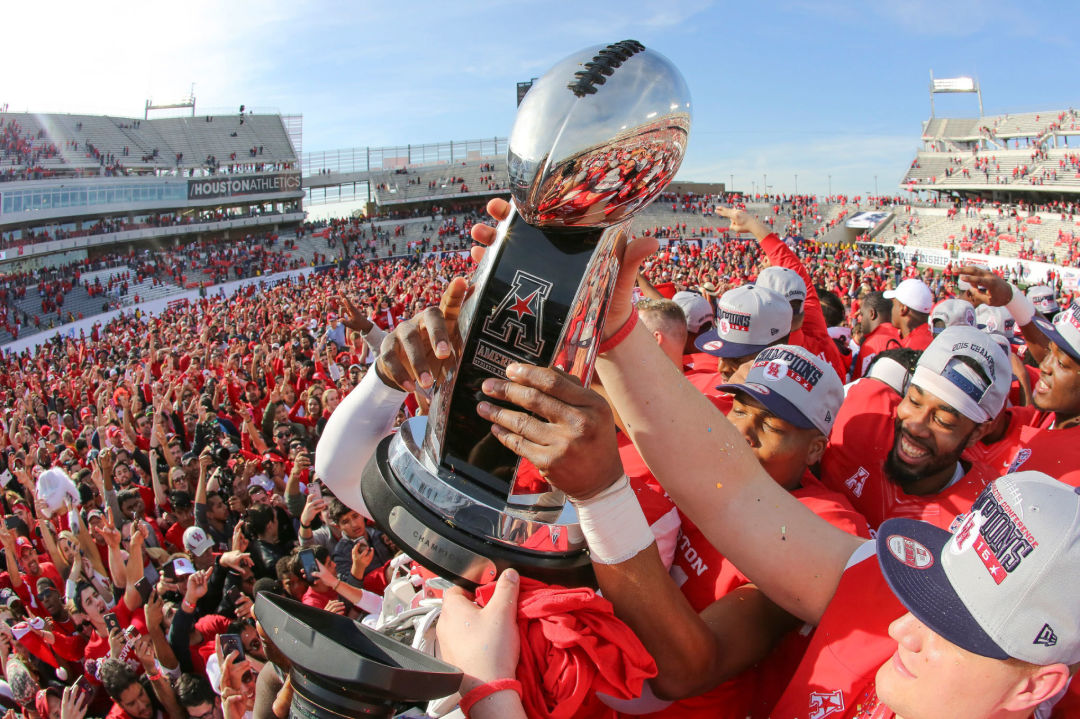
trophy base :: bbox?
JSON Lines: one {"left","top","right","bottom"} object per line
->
{"left": 362, "top": 417, "right": 594, "bottom": 589}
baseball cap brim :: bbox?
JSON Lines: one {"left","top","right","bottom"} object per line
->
{"left": 877, "top": 517, "right": 1009, "bottom": 660}
{"left": 694, "top": 330, "right": 769, "bottom": 358}
{"left": 715, "top": 383, "right": 815, "bottom": 430}
{"left": 1032, "top": 318, "right": 1080, "bottom": 362}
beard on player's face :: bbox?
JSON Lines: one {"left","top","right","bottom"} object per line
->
{"left": 883, "top": 415, "right": 973, "bottom": 492}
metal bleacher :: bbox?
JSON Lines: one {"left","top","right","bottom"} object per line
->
{"left": 1, "top": 111, "right": 296, "bottom": 174}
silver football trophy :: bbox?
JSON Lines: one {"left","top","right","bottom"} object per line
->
{"left": 363, "top": 40, "right": 691, "bottom": 586}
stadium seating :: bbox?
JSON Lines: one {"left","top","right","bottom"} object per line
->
{"left": 0, "top": 111, "right": 297, "bottom": 176}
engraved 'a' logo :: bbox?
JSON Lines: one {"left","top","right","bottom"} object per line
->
{"left": 482, "top": 271, "right": 552, "bottom": 358}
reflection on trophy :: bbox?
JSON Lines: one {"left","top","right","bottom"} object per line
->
{"left": 363, "top": 40, "right": 691, "bottom": 586}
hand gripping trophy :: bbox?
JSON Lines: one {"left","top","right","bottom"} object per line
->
{"left": 363, "top": 40, "right": 691, "bottom": 587}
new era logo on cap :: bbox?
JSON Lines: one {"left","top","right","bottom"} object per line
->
{"left": 1035, "top": 624, "right": 1058, "bottom": 647}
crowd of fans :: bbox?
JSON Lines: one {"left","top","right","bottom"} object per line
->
{"left": 0, "top": 208, "right": 298, "bottom": 254}
{"left": 0, "top": 193, "right": 1074, "bottom": 718}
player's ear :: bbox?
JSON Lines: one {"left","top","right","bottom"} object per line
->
{"left": 1002, "top": 662, "right": 1070, "bottom": 712}
{"left": 804, "top": 432, "right": 827, "bottom": 467}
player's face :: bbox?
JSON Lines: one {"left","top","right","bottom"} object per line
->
{"left": 876, "top": 612, "right": 1033, "bottom": 718}
{"left": 726, "top": 394, "right": 824, "bottom": 490}
{"left": 1033, "top": 342, "right": 1080, "bottom": 420}
{"left": 885, "top": 385, "right": 981, "bottom": 492}
{"left": 718, "top": 350, "right": 759, "bottom": 383}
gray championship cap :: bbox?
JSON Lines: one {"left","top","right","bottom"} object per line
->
{"left": 909, "top": 326, "right": 1010, "bottom": 423}
{"left": 1033, "top": 300, "right": 1080, "bottom": 363}
{"left": 756, "top": 266, "right": 807, "bottom": 306}
{"left": 975, "top": 304, "right": 1022, "bottom": 345}
{"left": 1027, "top": 285, "right": 1059, "bottom": 315}
{"left": 879, "top": 471, "right": 1080, "bottom": 665}
{"left": 695, "top": 285, "right": 793, "bottom": 358}
{"left": 672, "top": 291, "right": 714, "bottom": 334}
{"left": 930, "top": 298, "right": 976, "bottom": 335}
{"left": 717, "top": 344, "right": 843, "bottom": 435}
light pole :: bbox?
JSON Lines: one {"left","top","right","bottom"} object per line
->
{"left": 795, "top": 173, "right": 798, "bottom": 195}
{"left": 874, "top": 175, "right": 879, "bottom": 196}
{"left": 730, "top": 174, "right": 733, "bottom": 195}
{"left": 763, "top": 173, "right": 767, "bottom": 197}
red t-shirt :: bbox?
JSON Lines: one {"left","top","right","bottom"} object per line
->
{"left": 682, "top": 355, "right": 733, "bottom": 414}
{"left": 85, "top": 600, "right": 147, "bottom": 664}
{"left": 302, "top": 586, "right": 336, "bottom": 610}
{"left": 647, "top": 474, "right": 870, "bottom": 719}
{"left": 821, "top": 380, "right": 997, "bottom": 531}
{"left": 759, "top": 233, "right": 846, "bottom": 381}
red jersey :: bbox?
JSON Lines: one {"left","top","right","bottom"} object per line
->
{"left": 963, "top": 406, "right": 1080, "bottom": 486}
{"left": 850, "top": 324, "right": 900, "bottom": 381}
{"left": 769, "top": 547, "right": 902, "bottom": 718}
{"left": 759, "top": 233, "right": 846, "bottom": 381}
{"left": 647, "top": 473, "right": 870, "bottom": 719}
{"left": 821, "top": 380, "right": 997, "bottom": 531}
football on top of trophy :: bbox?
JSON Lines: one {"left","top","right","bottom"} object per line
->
{"left": 507, "top": 40, "right": 692, "bottom": 229}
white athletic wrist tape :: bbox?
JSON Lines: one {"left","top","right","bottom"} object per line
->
{"left": 1006, "top": 285, "right": 1036, "bottom": 326}
{"left": 572, "top": 475, "right": 654, "bottom": 565}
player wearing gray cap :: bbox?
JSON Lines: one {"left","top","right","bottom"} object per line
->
{"left": 694, "top": 284, "right": 792, "bottom": 384}
{"left": 821, "top": 326, "right": 1009, "bottom": 530}
{"left": 930, "top": 298, "right": 976, "bottom": 335}
{"left": 1027, "top": 284, "right": 1059, "bottom": 315}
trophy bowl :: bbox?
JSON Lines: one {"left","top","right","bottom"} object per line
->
{"left": 362, "top": 40, "right": 691, "bottom": 587}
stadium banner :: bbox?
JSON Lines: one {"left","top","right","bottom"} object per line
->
{"left": 957, "top": 251, "right": 1079, "bottom": 287}
{"left": 187, "top": 172, "right": 301, "bottom": 200}
{"left": 845, "top": 211, "right": 891, "bottom": 230}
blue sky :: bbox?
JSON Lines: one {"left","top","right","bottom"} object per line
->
{"left": 6, "top": 0, "right": 1076, "bottom": 197}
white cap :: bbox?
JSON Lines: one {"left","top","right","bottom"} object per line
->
{"left": 756, "top": 266, "right": 807, "bottom": 305}
{"left": 975, "top": 304, "right": 1021, "bottom": 345}
{"left": 671, "top": 291, "right": 713, "bottom": 333}
{"left": 183, "top": 526, "right": 214, "bottom": 557}
{"left": 884, "top": 278, "right": 934, "bottom": 314}
{"left": 910, "top": 326, "right": 1010, "bottom": 423}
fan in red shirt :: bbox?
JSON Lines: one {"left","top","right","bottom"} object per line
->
{"left": 883, "top": 278, "right": 935, "bottom": 351}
